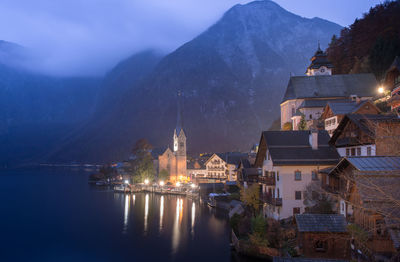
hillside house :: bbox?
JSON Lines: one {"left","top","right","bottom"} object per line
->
{"left": 254, "top": 130, "right": 340, "bottom": 220}
{"left": 329, "top": 114, "right": 400, "bottom": 157}
{"left": 320, "top": 100, "right": 380, "bottom": 136}
{"left": 385, "top": 56, "right": 400, "bottom": 114}
{"left": 321, "top": 157, "right": 400, "bottom": 260}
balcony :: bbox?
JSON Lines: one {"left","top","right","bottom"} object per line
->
{"left": 260, "top": 193, "right": 282, "bottom": 206}
{"left": 258, "top": 176, "right": 275, "bottom": 186}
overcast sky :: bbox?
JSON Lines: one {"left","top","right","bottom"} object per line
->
{"left": 0, "top": 0, "right": 383, "bottom": 76}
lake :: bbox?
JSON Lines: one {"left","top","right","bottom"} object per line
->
{"left": 0, "top": 168, "right": 259, "bottom": 262}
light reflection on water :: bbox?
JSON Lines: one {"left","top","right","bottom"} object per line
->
{"left": 144, "top": 193, "right": 149, "bottom": 234}
{"left": 160, "top": 195, "right": 164, "bottom": 231}
{"left": 123, "top": 194, "right": 130, "bottom": 234}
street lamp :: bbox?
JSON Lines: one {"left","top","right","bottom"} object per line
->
{"left": 191, "top": 183, "right": 196, "bottom": 188}
{"left": 159, "top": 181, "right": 165, "bottom": 186}
{"left": 124, "top": 180, "right": 129, "bottom": 185}
{"left": 144, "top": 179, "right": 149, "bottom": 185}
{"left": 176, "top": 182, "right": 181, "bottom": 187}
{"left": 378, "top": 86, "right": 385, "bottom": 94}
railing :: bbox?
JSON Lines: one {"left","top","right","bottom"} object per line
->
{"left": 258, "top": 176, "right": 275, "bottom": 186}
{"left": 207, "top": 167, "right": 225, "bottom": 171}
{"left": 260, "top": 193, "right": 282, "bottom": 206}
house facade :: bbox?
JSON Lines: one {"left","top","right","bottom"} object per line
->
{"left": 322, "top": 157, "right": 400, "bottom": 260}
{"left": 295, "top": 214, "right": 350, "bottom": 260}
{"left": 254, "top": 130, "right": 340, "bottom": 220}
{"left": 329, "top": 114, "right": 400, "bottom": 157}
{"left": 320, "top": 100, "right": 381, "bottom": 136}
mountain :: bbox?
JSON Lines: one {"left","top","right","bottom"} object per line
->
{"left": 0, "top": 41, "right": 101, "bottom": 167}
{"left": 49, "top": 0, "right": 342, "bottom": 164}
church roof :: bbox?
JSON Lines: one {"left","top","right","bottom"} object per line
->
{"left": 281, "top": 73, "right": 378, "bottom": 103}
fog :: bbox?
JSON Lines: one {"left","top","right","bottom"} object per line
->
{"left": 0, "top": 0, "right": 381, "bottom": 76}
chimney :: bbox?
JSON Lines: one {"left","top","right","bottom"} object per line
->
{"left": 309, "top": 129, "right": 318, "bottom": 150}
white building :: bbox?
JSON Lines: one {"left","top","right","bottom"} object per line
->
{"left": 254, "top": 130, "right": 340, "bottom": 220}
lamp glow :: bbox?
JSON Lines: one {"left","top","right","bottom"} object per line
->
{"left": 144, "top": 179, "right": 149, "bottom": 185}
{"left": 191, "top": 183, "right": 196, "bottom": 188}
{"left": 176, "top": 182, "right": 181, "bottom": 187}
{"left": 124, "top": 180, "right": 129, "bottom": 184}
{"left": 160, "top": 181, "right": 165, "bottom": 186}
{"left": 378, "top": 86, "right": 385, "bottom": 94}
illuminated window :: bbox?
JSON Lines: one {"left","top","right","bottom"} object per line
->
{"left": 367, "top": 147, "right": 372, "bottom": 156}
{"left": 312, "top": 171, "right": 318, "bottom": 181}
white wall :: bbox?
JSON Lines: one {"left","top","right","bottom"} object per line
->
{"left": 336, "top": 144, "right": 376, "bottom": 157}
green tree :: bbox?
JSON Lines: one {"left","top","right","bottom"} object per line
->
{"left": 298, "top": 115, "right": 307, "bottom": 130}
{"left": 158, "top": 169, "right": 170, "bottom": 182}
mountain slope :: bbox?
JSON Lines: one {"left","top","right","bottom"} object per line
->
{"left": 50, "top": 0, "right": 342, "bottom": 163}
{"left": 0, "top": 42, "right": 101, "bottom": 167}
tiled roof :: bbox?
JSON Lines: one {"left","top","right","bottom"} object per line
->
{"left": 262, "top": 131, "right": 340, "bottom": 166}
{"left": 295, "top": 214, "right": 347, "bottom": 232}
{"left": 346, "top": 156, "right": 400, "bottom": 171}
{"left": 281, "top": 73, "right": 377, "bottom": 103}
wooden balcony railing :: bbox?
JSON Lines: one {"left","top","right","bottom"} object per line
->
{"left": 260, "top": 193, "right": 282, "bottom": 206}
{"left": 258, "top": 176, "right": 275, "bottom": 186}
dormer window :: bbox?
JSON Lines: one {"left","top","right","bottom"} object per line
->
{"left": 320, "top": 68, "right": 325, "bottom": 73}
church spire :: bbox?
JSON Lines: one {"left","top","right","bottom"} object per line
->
{"left": 176, "top": 90, "right": 183, "bottom": 136}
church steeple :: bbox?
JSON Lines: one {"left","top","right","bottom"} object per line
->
{"left": 175, "top": 90, "right": 183, "bottom": 136}
{"left": 306, "top": 42, "right": 334, "bottom": 76}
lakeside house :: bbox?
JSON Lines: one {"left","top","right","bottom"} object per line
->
{"left": 295, "top": 214, "right": 350, "bottom": 260}
{"left": 280, "top": 46, "right": 378, "bottom": 131}
{"left": 254, "top": 130, "right": 340, "bottom": 220}
{"left": 321, "top": 156, "right": 400, "bottom": 261}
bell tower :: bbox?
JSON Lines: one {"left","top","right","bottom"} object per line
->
{"left": 306, "top": 41, "right": 334, "bottom": 76}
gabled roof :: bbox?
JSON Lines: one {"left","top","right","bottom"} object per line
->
{"left": 386, "top": 56, "right": 400, "bottom": 75}
{"left": 281, "top": 74, "right": 378, "bottom": 103}
{"left": 255, "top": 131, "right": 340, "bottom": 166}
{"left": 298, "top": 99, "right": 336, "bottom": 109}
{"left": 215, "top": 152, "right": 248, "bottom": 166}
{"left": 330, "top": 114, "right": 400, "bottom": 146}
{"left": 295, "top": 214, "right": 347, "bottom": 233}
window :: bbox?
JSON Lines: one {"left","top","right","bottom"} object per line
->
{"left": 314, "top": 240, "right": 327, "bottom": 252}
{"left": 277, "top": 188, "right": 280, "bottom": 198}
{"left": 293, "top": 207, "right": 300, "bottom": 215}
{"left": 332, "top": 118, "right": 336, "bottom": 125}
{"left": 346, "top": 148, "right": 350, "bottom": 156}
{"left": 309, "top": 114, "right": 313, "bottom": 120}
{"left": 367, "top": 147, "right": 372, "bottom": 156}
{"left": 357, "top": 147, "right": 361, "bottom": 156}
{"left": 295, "top": 171, "right": 302, "bottom": 181}
{"left": 312, "top": 171, "right": 318, "bottom": 181}
{"left": 291, "top": 107, "right": 295, "bottom": 116}
{"left": 267, "top": 151, "right": 270, "bottom": 160}
{"left": 295, "top": 191, "right": 302, "bottom": 200}
{"left": 276, "top": 171, "right": 279, "bottom": 181}
{"left": 264, "top": 170, "right": 269, "bottom": 177}
{"left": 351, "top": 148, "right": 356, "bottom": 156}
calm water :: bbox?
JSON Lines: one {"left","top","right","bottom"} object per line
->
{"left": 0, "top": 168, "right": 257, "bottom": 262}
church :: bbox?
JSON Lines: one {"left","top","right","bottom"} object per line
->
{"left": 157, "top": 92, "right": 188, "bottom": 183}
{"left": 280, "top": 43, "right": 378, "bottom": 130}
